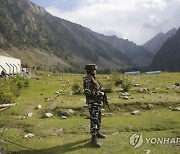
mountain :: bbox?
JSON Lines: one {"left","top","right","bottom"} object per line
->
{"left": 0, "top": 0, "right": 133, "bottom": 70}
{"left": 143, "top": 28, "right": 177, "bottom": 54}
{"left": 91, "top": 32, "right": 154, "bottom": 67}
{"left": 151, "top": 28, "right": 180, "bottom": 71}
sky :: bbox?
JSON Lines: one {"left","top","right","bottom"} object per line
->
{"left": 30, "top": 0, "right": 180, "bottom": 45}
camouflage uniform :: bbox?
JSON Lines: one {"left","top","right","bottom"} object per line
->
{"left": 83, "top": 72, "right": 102, "bottom": 136}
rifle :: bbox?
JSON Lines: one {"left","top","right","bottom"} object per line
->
{"left": 102, "top": 93, "right": 110, "bottom": 111}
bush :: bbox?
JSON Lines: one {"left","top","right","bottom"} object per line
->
{"left": 114, "top": 74, "right": 132, "bottom": 92}
{"left": 121, "top": 75, "right": 132, "bottom": 92}
{"left": 72, "top": 83, "right": 82, "bottom": 95}
{"left": 0, "top": 77, "right": 30, "bottom": 104}
{"left": 10, "top": 77, "right": 29, "bottom": 97}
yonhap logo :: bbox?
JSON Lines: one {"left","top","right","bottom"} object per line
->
{"left": 130, "top": 134, "right": 143, "bottom": 148}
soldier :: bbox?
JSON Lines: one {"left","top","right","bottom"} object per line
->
{"left": 83, "top": 64, "right": 106, "bottom": 147}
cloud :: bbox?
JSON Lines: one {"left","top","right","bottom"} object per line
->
{"left": 45, "top": 0, "right": 180, "bottom": 45}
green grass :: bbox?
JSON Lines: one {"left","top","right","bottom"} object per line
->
{"left": 0, "top": 72, "right": 180, "bottom": 153}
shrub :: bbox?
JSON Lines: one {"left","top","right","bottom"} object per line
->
{"left": 113, "top": 74, "right": 132, "bottom": 92}
{"left": 72, "top": 83, "right": 82, "bottom": 95}
{"left": 121, "top": 75, "right": 132, "bottom": 92}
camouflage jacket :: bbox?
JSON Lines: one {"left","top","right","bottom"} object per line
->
{"left": 83, "top": 74, "right": 102, "bottom": 102}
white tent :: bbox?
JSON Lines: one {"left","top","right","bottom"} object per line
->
{"left": 0, "top": 55, "right": 21, "bottom": 75}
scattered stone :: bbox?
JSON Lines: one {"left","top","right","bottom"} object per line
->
{"left": 124, "top": 113, "right": 128, "bottom": 116}
{"left": 37, "top": 105, "right": 42, "bottom": 109}
{"left": 44, "top": 113, "right": 54, "bottom": 118}
{"left": 45, "top": 97, "right": 51, "bottom": 101}
{"left": 61, "top": 116, "right": 67, "bottom": 119}
{"left": 122, "top": 92, "right": 130, "bottom": 96}
{"left": 139, "top": 88, "right": 149, "bottom": 93}
{"left": 169, "top": 107, "right": 172, "bottom": 110}
{"left": 134, "top": 83, "right": 140, "bottom": 87}
{"left": 108, "top": 113, "right": 113, "bottom": 116}
{"left": 55, "top": 91, "right": 60, "bottom": 94}
{"left": 147, "top": 104, "right": 153, "bottom": 109}
{"left": 172, "top": 107, "right": 180, "bottom": 111}
{"left": 24, "top": 133, "right": 35, "bottom": 139}
{"left": 131, "top": 110, "right": 141, "bottom": 115}
{"left": 18, "top": 116, "right": 27, "bottom": 120}
{"left": 61, "top": 109, "right": 75, "bottom": 117}
{"left": 61, "top": 101, "right": 65, "bottom": 103}
{"left": 121, "top": 96, "right": 129, "bottom": 100}
{"left": 26, "top": 113, "right": 33, "bottom": 118}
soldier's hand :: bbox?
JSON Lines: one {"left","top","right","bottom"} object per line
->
{"left": 99, "top": 91, "right": 104, "bottom": 96}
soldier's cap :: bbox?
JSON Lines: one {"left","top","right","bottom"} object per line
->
{"left": 85, "top": 64, "right": 97, "bottom": 71}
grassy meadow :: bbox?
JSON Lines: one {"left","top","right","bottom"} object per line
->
{"left": 0, "top": 72, "right": 180, "bottom": 154}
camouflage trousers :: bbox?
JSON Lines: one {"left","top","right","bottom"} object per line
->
{"left": 87, "top": 100, "right": 102, "bottom": 136}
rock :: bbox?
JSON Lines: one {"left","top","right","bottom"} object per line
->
{"left": 37, "top": 105, "right": 41, "bottom": 109}
{"left": 121, "top": 96, "right": 129, "bottom": 100}
{"left": 169, "top": 107, "right": 172, "bottom": 110}
{"left": 131, "top": 110, "right": 141, "bottom": 115}
{"left": 61, "top": 109, "right": 75, "bottom": 117}
{"left": 24, "top": 133, "right": 35, "bottom": 138}
{"left": 44, "top": 113, "right": 54, "bottom": 118}
{"left": 26, "top": 113, "right": 33, "bottom": 118}
{"left": 147, "top": 104, "right": 153, "bottom": 109}
{"left": 124, "top": 113, "right": 128, "bottom": 116}
{"left": 18, "top": 116, "right": 26, "bottom": 120}
{"left": 108, "top": 113, "right": 113, "bottom": 116}
{"left": 172, "top": 107, "right": 180, "bottom": 111}
{"left": 139, "top": 88, "right": 149, "bottom": 93}
{"left": 55, "top": 91, "right": 60, "bottom": 94}
{"left": 61, "top": 116, "right": 67, "bottom": 119}
{"left": 45, "top": 97, "right": 51, "bottom": 101}
{"left": 122, "top": 92, "right": 130, "bottom": 96}
{"left": 134, "top": 83, "right": 140, "bottom": 87}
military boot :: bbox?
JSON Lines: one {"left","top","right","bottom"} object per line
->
{"left": 91, "top": 135, "right": 101, "bottom": 147}
{"left": 96, "top": 132, "right": 106, "bottom": 139}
